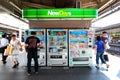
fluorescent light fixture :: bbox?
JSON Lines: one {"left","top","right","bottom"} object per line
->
{"left": 9, "top": 1, "right": 22, "bottom": 12}
{"left": 98, "top": 0, "right": 114, "bottom": 12}
{"left": 93, "top": 4, "right": 120, "bottom": 22}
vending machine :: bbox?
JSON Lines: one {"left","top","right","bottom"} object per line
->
{"left": 69, "top": 29, "right": 94, "bottom": 67}
{"left": 26, "top": 29, "right": 46, "bottom": 66}
{"left": 47, "top": 29, "right": 68, "bottom": 66}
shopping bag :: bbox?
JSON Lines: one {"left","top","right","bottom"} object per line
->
{"left": 104, "top": 42, "right": 110, "bottom": 49}
{"left": 9, "top": 46, "right": 14, "bottom": 55}
{"left": 4, "top": 46, "right": 14, "bottom": 55}
{"left": 4, "top": 49, "right": 9, "bottom": 55}
{"left": 103, "top": 54, "right": 109, "bottom": 61}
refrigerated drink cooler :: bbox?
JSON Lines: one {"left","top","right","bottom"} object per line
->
{"left": 69, "top": 29, "right": 94, "bottom": 67}
{"left": 25, "top": 29, "right": 46, "bottom": 66}
{"left": 47, "top": 29, "right": 68, "bottom": 66}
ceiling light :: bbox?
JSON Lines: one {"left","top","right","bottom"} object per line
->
{"left": 9, "top": 1, "right": 22, "bottom": 12}
{"left": 98, "top": 0, "right": 114, "bottom": 12}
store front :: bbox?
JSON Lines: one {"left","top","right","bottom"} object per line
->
{"left": 23, "top": 8, "right": 97, "bottom": 67}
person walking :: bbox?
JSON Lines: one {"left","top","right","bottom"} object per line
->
{"left": 101, "top": 31, "right": 108, "bottom": 44}
{"left": 95, "top": 36, "right": 109, "bottom": 69}
{"left": 101, "top": 31, "right": 110, "bottom": 49}
{"left": 10, "top": 33, "right": 22, "bottom": 68}
{"left": 101, "top": 31, "right": 110, "bottom": 62}
{"left": 25, "top": 31, "right": 40, "bottom": 75}
{"left": 0, "top": 34, "right": 9, "bottom": 64}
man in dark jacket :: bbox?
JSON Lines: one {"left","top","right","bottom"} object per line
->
{"left": 25, "top": 31, "right": 40, "bottom": 75}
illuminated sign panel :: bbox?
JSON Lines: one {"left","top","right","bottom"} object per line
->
{"left": 23, "top": 8, "right": 98, "bottom": 19}
{"left": 48, "top": 10, "right": 71, "bottom": 16}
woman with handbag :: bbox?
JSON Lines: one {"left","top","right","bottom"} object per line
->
{"left": 95, "top": 36, "right": 109, "bottom": 69}
{"left": 10, "top": 33, "right": 22, "bottom": 68}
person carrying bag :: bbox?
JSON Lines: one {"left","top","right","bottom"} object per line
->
{"left": 101, "top": 31, "right": 110, "bottom": 62}
{"left": 10, "top": 33, "right": 22, "bottom": 68}
{"left": 0, "top": 34, "right": 9, "bottom": 64}
{"left": 94, "top": 36, "right": 109, "bottom": 69}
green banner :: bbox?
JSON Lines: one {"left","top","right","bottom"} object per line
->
{"left": 22, "top": 8, "right": 98, "bottom": 19}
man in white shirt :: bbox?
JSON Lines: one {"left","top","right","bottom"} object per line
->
{"left": 0, "top": 34, "right": 9, "bottom": 64}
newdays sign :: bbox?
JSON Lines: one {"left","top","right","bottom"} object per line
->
{"left": 48, "top": 10, "right": 71, "bottom": 16}
{"left": 23, "top": 8, "right": 98, "bottom": 18}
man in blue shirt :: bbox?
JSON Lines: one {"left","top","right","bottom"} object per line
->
{"left": 95, "top": 36, "right": 109, "bottom": 69}
{"left": 102, "top": 31, "right": 111, "bottom": 50}
{"left": 101, "top": 31, "right": 108, "bottom": 44}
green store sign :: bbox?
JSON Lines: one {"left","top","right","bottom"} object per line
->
{"left": 22, "top": 8, "right": 98, "bottom": 19}
{"left": 48, "top": 10, "right": 71, "bottom": 16}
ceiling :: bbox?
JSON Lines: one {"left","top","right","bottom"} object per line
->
{"left": 0, "top": 8, "right": 5, "bottom": 13}
{"left": 16, "top": 0, "right": 109, "bottom": 8}
{"left": 17, "top": 0, "right": 108, "bottom": 8}
{"left": 0, "top": 0, "right": 120, "bottom": 18}
{"left": 0, "top": 6, "right": 7, "bottom": 13}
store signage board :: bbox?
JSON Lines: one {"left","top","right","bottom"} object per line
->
{"left": 22, "top": 8, "right": 98, "bottom": 19}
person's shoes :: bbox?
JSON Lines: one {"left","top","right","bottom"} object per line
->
{"left": 16, "top": 63, "right": 19, "bottom": 67}
{"left": 12, "top": 64, "right": 17, "bottom": 68}
{"left": 27, "top": 72, "right": 31, "bottom": 76}
{"left": 101, "top": 62, "right": 104, "bottom": 65}
{"left": 35, "top": 72, "right": 38, "bottom": 74}
{"left": 3, "top": 61, "right": 7, "bottom": 64}
{"left": 95, "top": 66, "right": 99, "bottom": 69}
